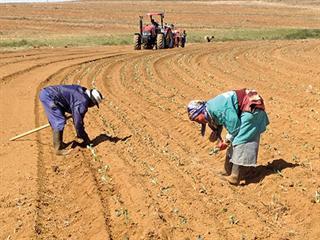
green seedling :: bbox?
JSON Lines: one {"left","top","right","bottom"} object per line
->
{"left": 150, "top": 178, "right": 158, "bottom": 185}
{"left": 292, "top": 155, "right": 299, "bottom": 162}
{"left": 115, "top": 208, "right": 129, "bottom": 224}
{"left": 99, "top": 114, "right": 116, "bottom": 135}
{"left": 160, "top": 186, "right": 171, "bottom": 194}
{"left": 229, "top": 215, "right": 239, "bottom": 225}
{"left": 199, "top": 185, "right": 207, "bottom": 194}
{"left": 315, "top": 191, "right": 320, "bottom": 203}
{"left": 98, "top": 165, "right": 109, "bottom": 174}
{"left": 123, "top": 209, "right": 129, "bottom": 223}
{"left": 273, "top": 168, "right": 284, "bottom": 177}
{"left": 179, "top": 215, "right": 188, "bottom": 224}
{"left": 209, "top": 147, "right": 219, "bottom": 155}
{"left": 100, "top": 175, "right": 107, "bottom": 182}
{"left": 98, "top": 165, "right": 111, "bottom": 184}
{"left": 87, "top": 144, "right": 100, "bottom": 161}
{"left": 172, "top": 208, "right": 179, "bottom": 214}
{"left": 143, "top": 162, "right": 155, "bottom": 172}
{"left": 221, "top": 208, "right": 228, "bottom": 213}
{"left": 197, "top": 235, "right": 204, "bottom": 240}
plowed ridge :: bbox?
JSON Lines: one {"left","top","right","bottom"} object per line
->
{"left": 0, "top": 40, "right": 319, "bottom": 240}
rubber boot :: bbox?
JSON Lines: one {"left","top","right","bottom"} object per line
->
{"left": 217, "top": 147, "right": 232, "bottom": 176}
{"left": 225, "top": 164, "right": 240, "bottom": 185}
{"left": 53, "top": 131, "right": 71, "bottom": 156}
{"left": 221, "top": 147, "right": 233, "bottom": 176}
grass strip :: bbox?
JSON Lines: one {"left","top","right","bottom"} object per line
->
{"left": 1, "top": 28, "right": 319, "bottom": 49}
{"left": 0, "top": 34, "right": 133, "bottom": 48}
{"left": 188, "top": 28, "right": 320, "bottom": 42}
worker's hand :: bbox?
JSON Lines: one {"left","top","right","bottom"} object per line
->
{"left": 217, "top": 140, "right": 229, "bottom": 151}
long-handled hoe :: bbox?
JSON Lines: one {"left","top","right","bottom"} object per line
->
{"left": 9, "top": 123, "right": 51, "bottom": 141}
{"left": 9, "top": 116, "right": 72, "bottom": 141}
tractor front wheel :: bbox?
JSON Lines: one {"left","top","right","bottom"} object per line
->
{"left": 134, "top": 34, "right": 141, "bottom": 50}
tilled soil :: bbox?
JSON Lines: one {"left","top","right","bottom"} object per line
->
{"left": 0, "top": 0, "right": 319, "bottom": 39}
{"left": 0, "top": 1, "right": 319, "bottom": 240}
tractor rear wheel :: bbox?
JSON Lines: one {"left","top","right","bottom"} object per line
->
{"left": 157, "top": 33, "right": 164, "bottom": 49}
{"left": 134, "top": 34, "right": 141, "bottom": 50}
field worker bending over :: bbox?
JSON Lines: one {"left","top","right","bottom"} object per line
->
{"left": 39, "top": 85, "right": 103, "bottom": 155}
{"left": 187, "top": 89, "right": 269, "bottom": 185}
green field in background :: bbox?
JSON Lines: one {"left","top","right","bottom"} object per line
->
{"left": 1, "top": 28, "right": 319, "bottom": 49}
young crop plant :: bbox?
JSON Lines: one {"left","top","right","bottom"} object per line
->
{"left": 312, "top": 190, "right": 320, "bottom": 203}
{"left": 87, "top": 144, "right": 101, "bottom": 162}
{"left": 99, "top": 114, "right": 116, "bottom": 136}
{"left": 209, "top": 147, "right": 220, "bottom": 155}
{"left": 229, "top": 214, "right": 239, "bottom": 225}
{"left": 115, "top": 208, "right": 130, "bottom": 224}
{"left": 179, "top": 215, "right": 188, "bottom": 225}
{"left": 98, "top": 165, "right": 111, "bottom": 184}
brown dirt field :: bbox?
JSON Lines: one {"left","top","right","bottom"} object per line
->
{"left": 0, "top": 1, "right": 319, "bottom": 240}
{"left": 0, "top": 0, "right": 320, "bottom": 39}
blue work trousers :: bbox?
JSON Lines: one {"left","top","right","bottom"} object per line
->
{"left": 39, "top": 89, "right": 66, "bottom": 131}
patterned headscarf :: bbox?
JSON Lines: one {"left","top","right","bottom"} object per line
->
{"left": 187, "top": 100, "right": 207, "bottom": 120}
{"left": 187, "top": 100, "right": 208, "bottom": 136}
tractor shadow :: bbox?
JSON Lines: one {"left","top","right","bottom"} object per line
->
{"left": 242, "top": 158, "right": 299, "bottom": 186}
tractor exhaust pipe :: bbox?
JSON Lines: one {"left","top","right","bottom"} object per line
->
{"left": 139, "top": 16, "right": 143, "bottom": 35}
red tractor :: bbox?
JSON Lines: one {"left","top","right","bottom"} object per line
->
{"left": 134, "top": 12, "right": 178, "bottom": 50}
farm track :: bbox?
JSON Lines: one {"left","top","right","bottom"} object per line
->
{"left": 1, "top": 40, "right": 320, "bottom": 240}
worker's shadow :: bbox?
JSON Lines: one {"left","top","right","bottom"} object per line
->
{"left": 243, "top": 159, "right": 299, "bottom": 185}
{"left": 70, "top": 134, "right": 131, "bottom": 149}
{"left": 90, "top": 133, "right": 132, "bottom": 147}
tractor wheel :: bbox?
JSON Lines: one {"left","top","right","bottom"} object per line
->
{"left": 134, "top": 34, "right": 141, "bottom": 50}
{"left": 156, "top": 33, "right": 164, "bottom": 49}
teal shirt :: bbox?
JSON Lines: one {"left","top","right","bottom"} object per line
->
{"left": 206, "top": 91, "right": 269, "bottom": 145}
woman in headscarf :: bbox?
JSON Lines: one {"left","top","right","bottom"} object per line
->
{"left": 187, "top": 89, "right": 269, "bottom": 185}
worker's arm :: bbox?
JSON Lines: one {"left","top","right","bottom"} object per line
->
{"left": 208, "top": 124, "right": 223, "bottom": 142}
{"left": 72, "top": 106, "right": 90, "bottom": 144}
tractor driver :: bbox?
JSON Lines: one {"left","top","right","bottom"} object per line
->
{"left": 151, "top": 18, "right": 159, "bottom": 28}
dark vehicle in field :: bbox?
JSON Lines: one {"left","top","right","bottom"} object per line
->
{"left": 134, "top": 12, "right": 186, "bottom": 50}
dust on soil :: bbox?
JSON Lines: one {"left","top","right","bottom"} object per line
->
{"left": 0, "top": 1, "right": 319, "bottom": 240}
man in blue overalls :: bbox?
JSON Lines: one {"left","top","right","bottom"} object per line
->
{"left": 39, "top": 85, "right": 103, "bottom": 155}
